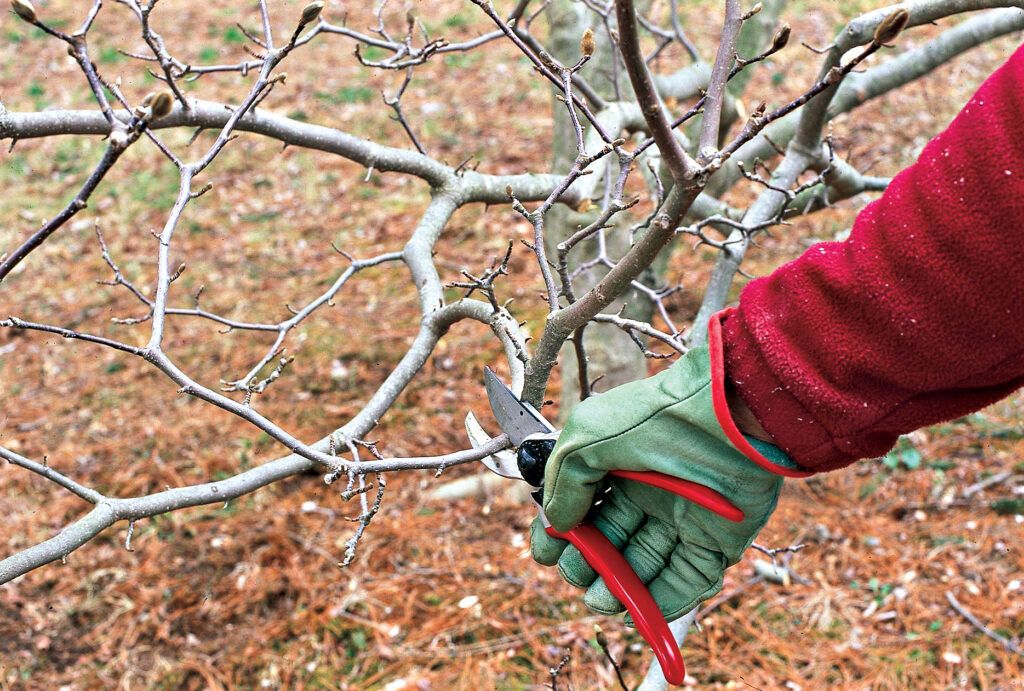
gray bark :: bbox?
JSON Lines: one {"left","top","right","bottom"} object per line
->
{"left": 546, "top": 0, "right": 650, "bottom": 410}
{"left": 690, "top": 4, "right": 1024, "bottom": 344}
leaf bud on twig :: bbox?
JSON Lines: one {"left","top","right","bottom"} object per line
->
{"left": 299, "top": 1, "right": 324, "bottom": 27}
{"left": 11, "top": 0, "right": 36, "bottom": 23}
{"left": 538, "top": 49, "right": 561, "bottom": 73}
{"left": 742, "top": 2, "right": 763, "bottom": 20}
{"left": 149, "top": 90, "right": 174, "bottom": 119}
{"left": 770, "top": 23, "right": 791, "bottom": 53}
{"left": 580, "top": 28, "right": 596, "bottom": 58}
{"left": 873, "top": 9, "right": 909, "bottom": 45}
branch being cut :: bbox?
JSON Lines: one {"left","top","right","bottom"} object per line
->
{"left": 0, "top": 434, "right": 509, "bottom": 584}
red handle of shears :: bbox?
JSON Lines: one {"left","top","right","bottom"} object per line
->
{"left": 608, "top": 469, "right": 745, "bottom": 522}
{"left": 546, "top": 470, "right": 744, "bottom": 687}
{"left": 546, "top": 522, "right": 689, "bottom": 684}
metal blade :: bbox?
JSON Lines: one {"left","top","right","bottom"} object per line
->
{"left": 464, "top": 411, "right": 523, "bottom": 481}
{"left": 484, "top": 366, "right": 555, "bottom": 446}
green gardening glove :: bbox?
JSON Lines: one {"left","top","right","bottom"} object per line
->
{"left": 530, "top": 342, "right": 798, "bottom": 622}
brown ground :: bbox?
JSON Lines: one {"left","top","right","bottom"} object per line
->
{"left": 1, "top": 1, "right": 1022, "bottom": 688}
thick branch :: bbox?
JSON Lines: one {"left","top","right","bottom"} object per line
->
{"left": 615, "top": 0, "right": 699, "bottom": 181}
{"left": 524, "top": 181, "right": 700, "bottom": 403}
{"left": 708, "top": 6, "right": 1024, "bottom": 195}
{"left": 0, "top": 101, "right": 451, "bottom": 187}
{"left": 0, "top": 102, "right": 588, "bottom": 208}
{"left": 690, "top": 2, "right": 1024, "bottom": 341}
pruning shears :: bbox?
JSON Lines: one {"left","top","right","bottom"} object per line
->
{"left": 465, "top": 367, "right": 745, "bottom": 686}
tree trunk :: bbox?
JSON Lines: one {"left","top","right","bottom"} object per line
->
{"left": 545, "top": 0, "right": 651, "bottom": 413}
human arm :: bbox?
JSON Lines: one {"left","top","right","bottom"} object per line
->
{"left": 533, "top": 43, "right": 1024, "bottom": 619}
{"left": 723, "top": 42, "right": 1024, "bottom": 472}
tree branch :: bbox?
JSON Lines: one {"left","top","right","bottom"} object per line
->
{"left": 697, "top": 0, "right": 743, "bottom": 160}
{"left": 0, "top": 446, "right": 106, "bottom": 505}
{"left": 615, "top": 0, "right": 699, "bottom": 182}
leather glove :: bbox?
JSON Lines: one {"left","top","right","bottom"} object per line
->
{"left": 530, "top": 340, "right": 804, "bottom": 623}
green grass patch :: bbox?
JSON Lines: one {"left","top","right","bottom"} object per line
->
{"left": 443, "top": 12, "right": 472, "bottom": 29}
{"left": 443, "top": 53, "right": 477, "bottom": 69}
{"left": 315, "top": 86, "right": 375, "bottom": 105}
{"left": 882, "top": 437, "right": 922, "bottom": 471}
{"left": 223, "top": 26, "right": 246, "bottom": 44}
{"left": 239, "top": 210, "right": 281, "bottom": 223}
{"left": 359, "top": 45, "right": 386, "bottom": 62}
{"left": 26, "top": 80, "right": 46, "bottom": 109}
{"left": 128, "top": 171, "right": 182, "bottom": 209}
{"left": 98, "top": 46, "right": 123, "bottom": 64}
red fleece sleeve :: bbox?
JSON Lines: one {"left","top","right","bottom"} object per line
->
{"left": 721, "top": 44, "right": 1024, "bottom": 473}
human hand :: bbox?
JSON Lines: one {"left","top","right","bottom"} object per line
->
{"left": 530, "top": 343, "right": 796, "bottom": 621}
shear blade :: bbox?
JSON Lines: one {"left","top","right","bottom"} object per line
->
{"left": 464, "top": 411, "right": 523, "bottom": 481}
{"left": 483, "top": 366, "right": 555, "bottom": 446}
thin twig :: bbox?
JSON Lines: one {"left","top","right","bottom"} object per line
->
{"left": 594, "top": 625, "right": 628, "bottom": 691}
{"left": 946, "top": 591, "right": 1024, "bottom": 657}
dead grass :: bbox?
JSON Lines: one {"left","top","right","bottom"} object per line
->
{"left": 1, "top": 0, "right": 1022, "bottom": 688}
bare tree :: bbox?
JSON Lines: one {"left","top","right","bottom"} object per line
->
{"left": 1, "top": 0, "right": 1022, "bottom": 682}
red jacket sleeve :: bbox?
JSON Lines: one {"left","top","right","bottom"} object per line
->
{"left": 720, "top": 43, "right": 1024, "bottom": 473}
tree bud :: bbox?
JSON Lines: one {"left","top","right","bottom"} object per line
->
{"left": 149, "top": 90, "right": 174, "bottom": 119}
{"left": 505, "top": 185, "right": 513, "bottom": 197}
{"left": 11, "top": 0, "right": 36, "bottom": 23}
{"left": 770, "top": 23, "right": 791, "bottom": 53}
{"left": 299, "top": 1, "right": 324, "bottom": 27}
{"left": 580, "top": 28, "right": 596, "bottom": 58}
{"left": 873, "top": 9, "right": 909, "bottom": 45}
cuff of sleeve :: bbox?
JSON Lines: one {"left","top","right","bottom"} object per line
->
{"left": 708, "top": 309, "right": 813, "bottom": 478}
{"left": 714, "top": 307, "right": 866, "bottom": 472}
